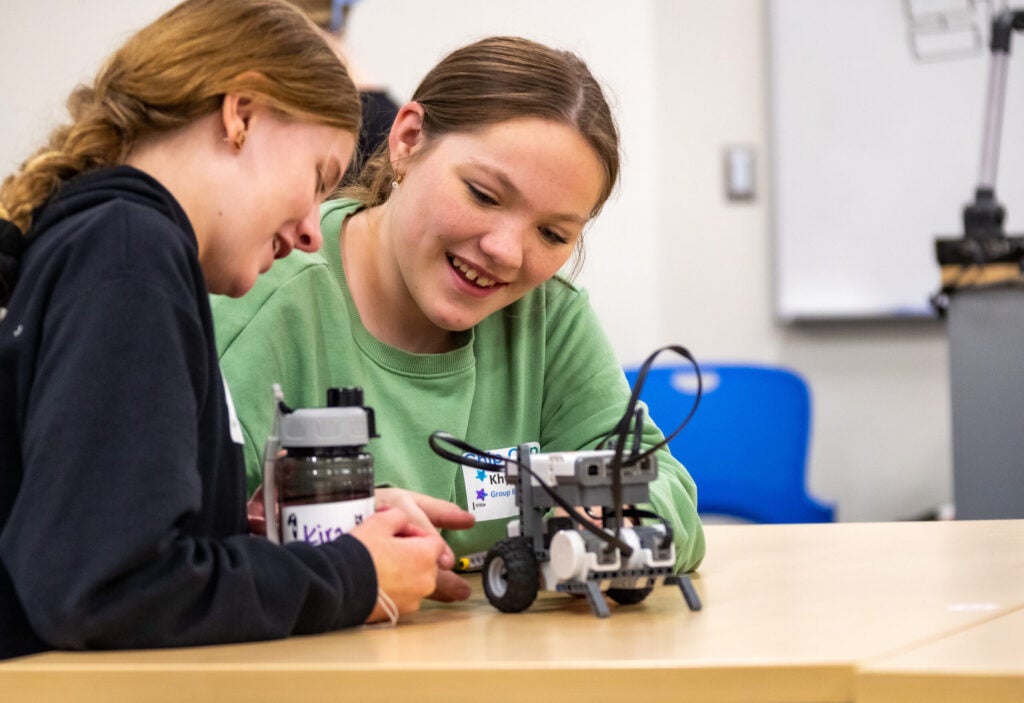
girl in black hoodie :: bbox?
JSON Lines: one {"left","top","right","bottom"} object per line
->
{"left": 0, "top": 0, "right": 470, "bottom": 660}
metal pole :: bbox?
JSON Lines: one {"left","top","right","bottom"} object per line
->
{"left": 978, "top": 51, "right": 1009, "bottom": 189}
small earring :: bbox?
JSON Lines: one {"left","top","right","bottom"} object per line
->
{"left": 391, "top": 173, "right": 403, "bottom": 190}
{"left": 224, "top": 132, "right": 246, "bottom": 151}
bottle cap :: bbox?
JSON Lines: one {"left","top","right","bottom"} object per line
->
{"left": 279, "top": 406, "right": 370, "bottom": 448}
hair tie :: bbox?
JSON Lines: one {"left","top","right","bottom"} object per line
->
{"left": 376, "top": 588, "right": 399, "bottom": 626}
{"left": 361, "top": 588, "right": 399, "bottom": 630}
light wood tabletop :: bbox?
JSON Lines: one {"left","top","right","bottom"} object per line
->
{"left": 1, "top": 520, "right": 1022, "bottom": 703}
{"left": 856, "top": 606, "right": 1024, "bottom": 703}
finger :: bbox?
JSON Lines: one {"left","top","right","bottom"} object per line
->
{"left": 380, "top": 516, "right": 447, "bottom": 562}
{"left": 246, "top": 492, "right": 267, "bottom": 536}
{"left": 365, "top": 505, "right": 412, "bottom": 534}
{"left": 379, "top": 490, "right": 437, "bottom": 533}
{"left": 394, "top": 522, "right": 430, "bottom": 538}
{"left": 429, "top": 570, "right": 472, "bottom": 602}
{"left": 247, "top": 493, "right": 266, "bottom": 518}
{"left": 409, "top": 493, "right": 476, "bottom": 529}
{"left": 375, "top": 490, "right": 466, "bottom": 569}
{"left": 248, "top": 513, "right": 266, "bottom": 536}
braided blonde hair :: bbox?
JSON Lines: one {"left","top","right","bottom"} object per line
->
{"left": 0, "top": 0, "right": 360, "bottom": 235}
{"left": 0, "top": 0, "right": 360, "bottom": 306}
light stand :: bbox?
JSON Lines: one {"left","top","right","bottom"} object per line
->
{"left": 935, "top": 8, "right": 1024, "bottom": 519}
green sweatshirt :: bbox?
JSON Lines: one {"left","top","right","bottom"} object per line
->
{"left": 212, "top": 200, "right": 705, "bottom": 571}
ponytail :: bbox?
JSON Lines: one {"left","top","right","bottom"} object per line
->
{"left": 0, "top": 0, "right": 360, "bottom": 307}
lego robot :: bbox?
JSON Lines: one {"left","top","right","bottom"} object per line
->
{"left": 430, "top": 344, "right": 703, "bottom": 618}
{"left": 429, "top": 438, "right": 702, "bottom": 618}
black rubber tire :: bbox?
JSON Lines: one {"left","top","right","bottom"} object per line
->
{"left": 606, "top": 586, "right": 654, "bottom": 605}
{"left": 482, "top": 537, "right": 540, "bottom": 613}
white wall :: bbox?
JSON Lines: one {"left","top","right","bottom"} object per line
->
{"left": 346, "top": 0, "right": 666, "bottom": 360}
{"left": 0, "top": 0, "right": 954, "bottom": 522}
{"left": 0, "top": 1, "right": 172, "bottom": 176}
{"left": 651, "top": 1, "right": 952, "bottom": 521}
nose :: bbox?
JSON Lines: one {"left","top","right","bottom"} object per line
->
{"left": 292, "top": 201, "right": 324, "bottom": 254}
{"left": 477, "top": 219, "right": 525, "bottom": 272}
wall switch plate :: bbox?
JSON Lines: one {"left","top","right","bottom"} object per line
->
{"left": 724, "top": 144, "right": 756, "bottom": 201}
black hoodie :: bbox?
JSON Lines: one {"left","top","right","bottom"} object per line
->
{"left": 0, "top": 166, "right": 376, "bottom": 660}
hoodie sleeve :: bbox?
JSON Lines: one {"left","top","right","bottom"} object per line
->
{"left": 0, "top": 203, "right": 377, "bottom": 650}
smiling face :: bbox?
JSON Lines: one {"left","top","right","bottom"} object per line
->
{"left": 377, "top": 116, "right": 605, "bottom": 342}
{"left": 203, "top": 106, "right": 355, "bottom": 297}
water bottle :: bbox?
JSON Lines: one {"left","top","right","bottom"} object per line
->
{"left": 263, "top": 386, "right": 378, "bottom": 546}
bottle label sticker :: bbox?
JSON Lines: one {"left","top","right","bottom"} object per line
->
{"left": 461, "top": 443, "right": 539, "bottom": 521}
{"left": 281, "top": 498, "right": 375, "bottom": 545}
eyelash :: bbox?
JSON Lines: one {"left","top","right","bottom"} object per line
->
{"left": 466, "top": 182, "right": 498, "bottom": 206}
{"left": 316, "top": 167, "right": 336, "bottom": 199}
{"left": 541, "top": 228, "right": 569, "bottom": 245}
{"left": 466, "top": 181, "right": 569, "bottom": 245}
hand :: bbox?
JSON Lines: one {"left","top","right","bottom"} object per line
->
{"left": 555, "top": 505, "right": 636, "bottom": 528}
{"left": 348, "top": 507, "right": 448, "bottom": 623}
{"left": 247, "top": 485, "right": 266, "bottom": 536}
{"left": 375, "top": 487, "right": 476, "bottom": 602}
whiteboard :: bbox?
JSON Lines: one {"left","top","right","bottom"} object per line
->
{"left": 769, "top": 0, "right": 1024, "bottom": 320}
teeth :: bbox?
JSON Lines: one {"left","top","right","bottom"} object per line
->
{"left": 451, "top": 257, "right": 496, "bottom": 288}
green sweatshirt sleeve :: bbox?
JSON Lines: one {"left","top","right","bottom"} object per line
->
{"left": 538, "top": 283, "right": 705, "bottom": 572}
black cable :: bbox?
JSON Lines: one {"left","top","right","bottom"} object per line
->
{"left": 598, "top": 344, "right": 703, "bottom": 467}
{"left": 427, "top": 344, "right": 703, "bottom": 560}
{"left": 428, "top": 431, "right": 636, "bottom": 555}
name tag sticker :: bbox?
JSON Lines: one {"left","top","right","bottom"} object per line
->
{"left": 221, "top": 377, "right": 245, "bottom": 445}
{"left": 461, "top": 443, "right": 539, "bottom": 521}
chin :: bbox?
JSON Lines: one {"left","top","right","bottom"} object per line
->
{"left": 434, "top": 309, "right": 491, "bottom": 332}
{"left": 223, "top": 275, "right": 259, "bottom": 298}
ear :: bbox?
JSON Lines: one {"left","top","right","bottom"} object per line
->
{"left": 388, "top": 102, "right": 427, "bottom": 173}
{"left": 221, "top": 94, "right": 256, "bottom": 147}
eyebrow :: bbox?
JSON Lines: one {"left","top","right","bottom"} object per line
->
{"left": 470, "top": 160, "right": 589, "bottom": 225}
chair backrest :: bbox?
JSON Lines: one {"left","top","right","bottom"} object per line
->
{"left": 624, "top": 363, "right": 834, "bottom": 523}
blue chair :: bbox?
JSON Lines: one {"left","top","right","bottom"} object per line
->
{"left": 624, "top": 363, "right": 834, "bottom": 523}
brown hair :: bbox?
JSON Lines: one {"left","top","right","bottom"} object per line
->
{"left": 285, "top": 0, "right": 341, "bottom": 32}
{"left": 343, "top": 35, "right": 620, "bottom": 220}
{"left": 0, "top": 0, "right": 359, "bottom": 257}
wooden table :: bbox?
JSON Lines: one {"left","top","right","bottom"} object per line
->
{"left": 1, "top": 520, "right": 1022, "bottom": 703}
{"left": 857, "top": 606, "right": 1024, "bottom": 703}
